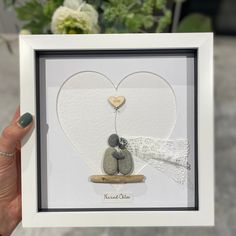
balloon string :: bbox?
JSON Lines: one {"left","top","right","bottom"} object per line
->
{"left": 114, "top": 109, "right": 118, "bottom": 134}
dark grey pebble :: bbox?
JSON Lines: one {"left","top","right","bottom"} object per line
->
{"left": 108, "top": 134, "right": 120, "bottom": 147}
{"left": 118, "top": 149, "right": 134, "bottom": 175}
{"left": 112, "top": 150, "right": 125, "bottom": 159}
{"left": 118, "top": 137, "right": 128, "bottom": 149}
{"left": 103, "top": 147, "right": 118, "bottom": 175}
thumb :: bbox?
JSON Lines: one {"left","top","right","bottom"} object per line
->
{"left": 0, "top": 112, "right": 33, "bottom": 157}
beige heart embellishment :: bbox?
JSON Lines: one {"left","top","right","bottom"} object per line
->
{"left": 108, "top": 96, "right": 126, "bottom": 109}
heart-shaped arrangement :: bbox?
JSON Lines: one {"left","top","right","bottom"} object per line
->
{"left": 57, "top": 71, "right": 177, "bottom": 181}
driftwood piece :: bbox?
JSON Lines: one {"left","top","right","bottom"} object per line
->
{"left": 90, "top": 175, "right": 145, "bottom": 183}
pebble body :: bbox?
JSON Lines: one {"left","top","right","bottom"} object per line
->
{"left": 103, "top": 147, "right": 118, "bottom": 175}
{"left": 118, "top": 149, "right": 134, "bottom": 175}
{"left": 108, "top": 134, "right": 120, "bottom": 147}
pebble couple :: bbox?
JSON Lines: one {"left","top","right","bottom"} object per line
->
{"left": 103, "top": 133, "right": 134, "bottom": 175}
{"left": 102, "top": 96, "right": 134, "bottom": 176}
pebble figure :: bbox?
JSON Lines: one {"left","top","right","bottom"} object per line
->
{"left": 103, "top": 134, "right": 134, "bottom": 176}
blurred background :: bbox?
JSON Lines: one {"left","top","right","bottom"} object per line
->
{"left": 0, "top": 0, "right": 236, "bottom": 235}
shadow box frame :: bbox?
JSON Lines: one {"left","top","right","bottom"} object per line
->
{"left": 20, "top": 33, "right": 214, "bottom": 227}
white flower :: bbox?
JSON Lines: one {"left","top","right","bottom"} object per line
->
{"left": 80, "top": 3, "right": 98, "bottom": 25}
{"left": 51, "top": 0, "right": 99, "bottom": 34}
{"left": 64, "top": 0, "right": 83, "bottom": 10}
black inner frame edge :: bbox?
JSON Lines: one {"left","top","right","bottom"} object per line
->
{"left": 35, "top": 49, "right": 199, "bottom": 212}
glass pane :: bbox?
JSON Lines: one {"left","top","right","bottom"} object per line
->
{"left": 37, "top": 50, "right": 197, "bottom": 211}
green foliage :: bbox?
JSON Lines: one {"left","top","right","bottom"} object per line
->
{"left": 156, "top": 0, "right": 166, "bottom": 10}
{"left": 177, "top": 13, "right": 213, "bottom": 32}
{"left": 15, "top": 0, "right": 63, "bottom": 34}
{"left": 43, "top": 0, "right": 64, "bottom": 17}
{"left": 101, "top": 0, "right": 171, "bottom": 33}
{"left": 4, "top": 0, "right": 172, "bottom": 34}
{"left": 156, "top": 9, "right": 171, "bottom": 32}
{"left": 86, "top": 0, "right": 102, "bottom": 9}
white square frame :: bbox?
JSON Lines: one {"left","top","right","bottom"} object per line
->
{"left": 20, "top": 33, "right": 214, "bottom": 227}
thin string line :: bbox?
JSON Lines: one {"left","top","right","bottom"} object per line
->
{"left": 114, "top": 109, "right": 118, "bottom": 134}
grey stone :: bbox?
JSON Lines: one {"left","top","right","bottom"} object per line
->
{"left": 103, "top": 147, "right": 118, "bottom": 175}
{"left": 112, "top": 150, "right": 125, "bottom": 159}
{"left": 118, "top": 149, "right": 134, "bottom": 175}
{"left": 118, "top": 137, "right": 128, "bottom": 149}
{"left": 108, "top": 133, "right": 119, "bottom": 147}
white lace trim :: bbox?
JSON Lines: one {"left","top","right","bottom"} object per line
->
{"left": 125, "top": 136, "right": 191, "bottom": 185}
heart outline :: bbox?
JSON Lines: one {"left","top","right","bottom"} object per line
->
{"left": 56, "top": 70, "right": 177, "bottom": 175}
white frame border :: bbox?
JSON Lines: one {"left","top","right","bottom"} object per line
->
{"left": 20, "top": 33, "right": 214, "bottom": 227}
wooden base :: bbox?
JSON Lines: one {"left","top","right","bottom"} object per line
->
{"left": 90, "top": 175, "right": 145, "bottom": 183}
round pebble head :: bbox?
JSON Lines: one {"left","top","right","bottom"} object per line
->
{"left": 108, "top": 134, "right": 120, "bottom": 147}
{"left": 118, "top": 137, "right": 128, "bottom": 149}
{"left": 119, "top": 143, "right": 126, "bottom": 150}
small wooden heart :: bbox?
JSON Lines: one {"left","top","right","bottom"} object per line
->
{"left": 108, "top": 96, "right": 126, "bottom": 109}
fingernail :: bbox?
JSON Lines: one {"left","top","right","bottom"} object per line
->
{"left": 17, "top": 112, "right": 33, "bottom": 128}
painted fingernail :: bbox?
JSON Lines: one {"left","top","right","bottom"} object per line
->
{"left": 17, "top": 112, "right": 33, "bottom": 128}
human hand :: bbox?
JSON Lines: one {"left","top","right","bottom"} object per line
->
{"left": 0, "top": 108, "right": 33, "bottom": 236}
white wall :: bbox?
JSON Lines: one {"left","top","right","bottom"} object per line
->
{"left": 0, "top": 1, "right": 20, "bottom": 33}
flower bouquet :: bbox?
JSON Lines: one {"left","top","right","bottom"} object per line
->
{"left": 4, "top": 0, "right": 174, "bottom": 34}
